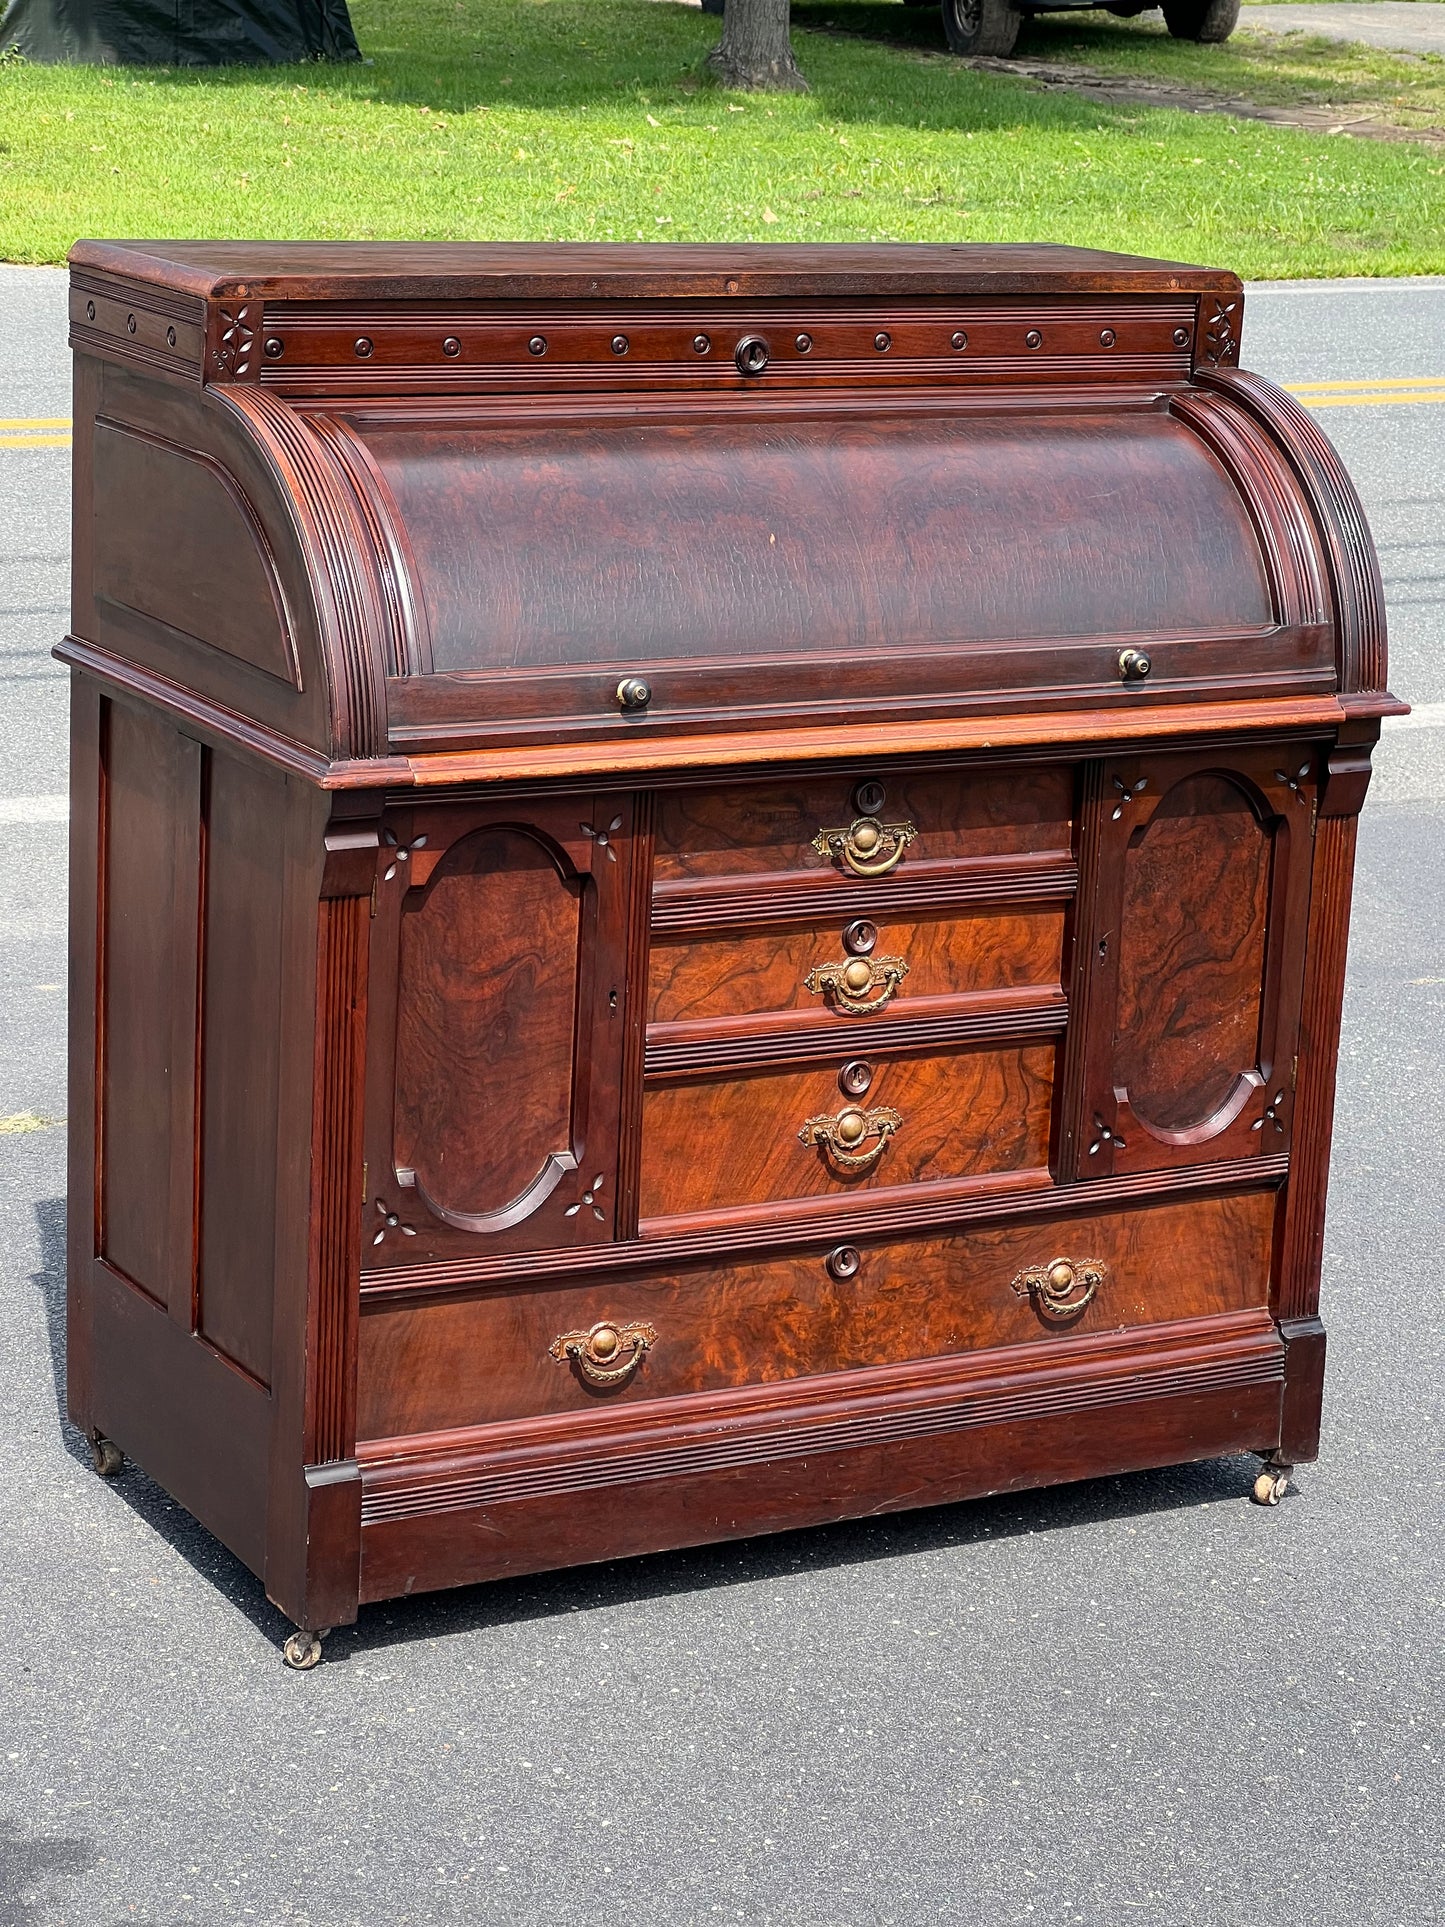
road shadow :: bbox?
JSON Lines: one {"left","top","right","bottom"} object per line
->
{"left": 101, "top": 0, "right": 1189, "bottom": 137}
{"left": 0, "top": 1827, "right": 95, "bottom": 1927}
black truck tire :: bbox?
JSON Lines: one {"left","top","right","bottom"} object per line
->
{"left": 1162, "top": 0, "right": 1241, "bottom": 41}
{"left": 941, "top": 0, "right": 1023, "bottom": 56}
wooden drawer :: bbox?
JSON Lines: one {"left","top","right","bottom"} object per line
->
{"left": 638, "top": 1044, "right": 1055, "bottom": 1223}
{"left": 653, "top": 765, "right": 1073, "bottom": 882}
{"left": 648, "top": 905, "right": 1065, "bottom": 1027}
{"left": 356, "top": 1191, "right": 1277, "bottom": 1437}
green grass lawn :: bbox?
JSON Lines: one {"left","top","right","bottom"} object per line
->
{"left": 1, "top": 0, "right": 1442, "bottom": 273}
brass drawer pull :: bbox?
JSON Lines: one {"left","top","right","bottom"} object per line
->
{"left": 798, "top": 1103, "right": 902, "bottom": 1171}
{"left": 804, "top": 952, "right": 909, "bottom": 1015}
{"left": 1010, "top": 1256, "right": 1107, "bottom": 1322}
{"left": 812, "top": 816, "right": 917, "bottom": 879}
{"left": 550, "top": 1319, "right": 656, "bottom": 1387}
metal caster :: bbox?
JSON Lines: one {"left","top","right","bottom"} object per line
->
{"left": 1252, "top": 1464, "right": 1292, "bottom": 1507}
{"left": 281, "top": 1629, "right": 328, "bottom": 1671}
{"left": 90, "top": 1433, "right": 124, "bottom": 1478}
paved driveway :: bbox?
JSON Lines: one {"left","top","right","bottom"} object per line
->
{"left": 1244, "top": 2, "right": 1445, "bottom": 55}
{"left": 1, "top": 268, "right": 1442, "bottom": 1926}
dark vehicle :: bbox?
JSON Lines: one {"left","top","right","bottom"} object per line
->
{"left": 703, "top": 0, "right": 1239, "bottom": 58}
{"left": 913, "top": 0, "right": 1239, "bottom": 57}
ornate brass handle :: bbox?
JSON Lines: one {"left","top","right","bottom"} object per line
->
{"left": 1010, "top": 1256, "right": 1107, "bottom": 1322}
{"left": 812, "top": 816, "right": 918, "bottom": 879}
{"left": 804, "top": 953, "right": 909, "bottom": 1015}
{"left": 798, "top": 1103, "right": 902, "bottom": 1171}
{"left": 550, "top": 1319, "right": 657, "bottom": 1387}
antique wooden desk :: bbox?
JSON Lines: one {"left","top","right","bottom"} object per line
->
{"left": 62, "top": 242, "right": 1395, "bottom": 1667}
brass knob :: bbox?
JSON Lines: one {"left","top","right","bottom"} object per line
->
{"left": 550, "top": 1319, "right": 656, "bottom": 1387}
{"left": 804, "top": 952, "right": 908, "bottom": 1015}
{"left": 812, "top": 816, "right": 917, "bottom": 878}
{"left": 799, "top": 1102, "right": 902, "bottom": 1171}
{"left": 1010, "top": 1257, "right": 1107, "bottom": 1322}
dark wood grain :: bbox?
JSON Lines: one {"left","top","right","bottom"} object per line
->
{"left": 648, "top": 907, "right": 1063, "bottom": 1026}
{"left": 98, "top": 698, "right": 201, "bottom": 1317}
{"left": 653, "top": 766, "right": 1072, "bottom": 880}
{"left": 356, "top": 1190, "right": 1274, "bottom": 1437}
{"left": 1114, "top": 771, "right": 1271, "bottom": 1134}
{"left": 394, "top": 826, "right": 582, "bottom": 1227}
{"left": 196, "top": 750, "right": 285, "bottom": 1384}
{"left": 63, "top": 242, "right": 1388, "bottom": 1644}
{"left": 354, "top": 1311, "right": 1283, "bottom": 1600}
{"left": 640, "top": 1044, "right": 1055, "bottom": 1220}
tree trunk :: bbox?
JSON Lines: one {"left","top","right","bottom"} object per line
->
{"left": 706, "top": 0, "right": 808, "bottom": 93}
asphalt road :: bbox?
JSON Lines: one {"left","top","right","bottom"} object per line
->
{"left": 1243, "top": 3, "right": 1445, "bottom": 56}
{"left": 0, "top": 268, "right": 1441, "bottom": 1927}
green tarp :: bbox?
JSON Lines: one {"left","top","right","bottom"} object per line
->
{"left": 0, "top": 0, "right": 360, "bottom": 63}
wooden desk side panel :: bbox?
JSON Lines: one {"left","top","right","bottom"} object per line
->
{"left": 66, "top": 679, "right": 352, "bottom": 1613}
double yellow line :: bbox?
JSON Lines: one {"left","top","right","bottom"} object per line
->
{"left": 1, "top": 380, "right": 1443, "bottom": 447}
{"left": 1286, "top": 377, "right": 1445, "bottom": 410}
{"left": 0, "top": 417, "right": 71, "bottom": 447}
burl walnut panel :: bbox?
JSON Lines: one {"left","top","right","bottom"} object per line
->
{"left": 639, "top": 1044, "right": 1055, "bottom": 1220}
{"left": 652, "top": 765, "right": 1073, "bottom": 881}
{"left": 356, "top": 1190, "right": 1275, "bottom": 1436}
{"left": 1114, "top": 771, "right": 1271, "bottom": 1134}
{"left": 648, "top": 907, "right": 1064, "bottom": 1026}
{"left": 395, "top": 825, "right": 581, "bottom": 1226}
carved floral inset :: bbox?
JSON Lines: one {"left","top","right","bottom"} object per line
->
{"left": 581, "top": 815, "right": 623, "bottom": 862}
{"left": 1202, "top": 298, "right": 1240, "bottom": 369}
{"left": 212, "top": 305, "right": 257, "bottom": 379}
{"left": 565, "top": 1173, "right": 607, "bottom": 1222}
{"left": 372, "top": 1197, "right": 417, "bottom": 1245}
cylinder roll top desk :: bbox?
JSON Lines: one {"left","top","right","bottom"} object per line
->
{"left": 62, "top": 242, "right": 1395, "bottom": 1664}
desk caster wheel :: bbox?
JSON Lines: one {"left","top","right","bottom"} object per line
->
{"left": 282, "top": 1630, "right": 326, "bottom": 1671}
{"left": 1252, "top": 1465, "right": 1291, "bottom": 1506}
{"left": 90, "top": 1434, "right": 124, "bottom": 1478}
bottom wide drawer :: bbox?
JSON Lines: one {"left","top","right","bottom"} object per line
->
{"left": 357, "top": 1190, "right": 1277, "bottom": 1438}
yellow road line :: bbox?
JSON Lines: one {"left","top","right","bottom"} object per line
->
{"left": 1, "top": 380, "right": 1443, "bottom": 445}
{"left": 1284, "top": 377, "right": 1445, "bottom": 393}
{"left": 1289, "top": 393, "right": 1445, "bottom": 409}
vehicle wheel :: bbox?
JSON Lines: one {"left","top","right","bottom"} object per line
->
{"left": 1162, "top": 0, "right": 1240, "bottom": 42}
{"left": 941, "top": 0, "right": 1022, "bottom": 56}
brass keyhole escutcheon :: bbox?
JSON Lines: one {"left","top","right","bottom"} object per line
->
{"left": 812, "top": 816, "right": 917, "bottom": 879}
{"left": 853, "top": 779, "right": 887, "bottom": 817}
{"left": 839, "top": 1060, "right": 873, "bottom": 1098}
{"left": 843, "top": 919, "right": 877, "bottom": 957}
{"left": 826, "top": 1245, "right": 862, "bottom": 1281}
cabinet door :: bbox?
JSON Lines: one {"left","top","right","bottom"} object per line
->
{"left": 1075, "top": 746, "right": 1315, "bottom": 1176}
{"left": 362, "top": 795, "right": 637, "bottom": 1266}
